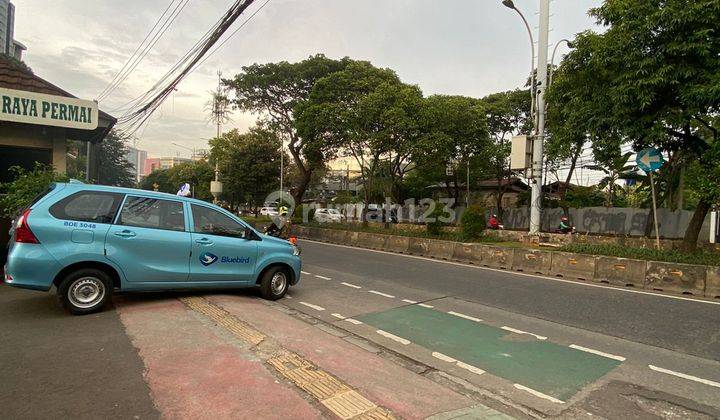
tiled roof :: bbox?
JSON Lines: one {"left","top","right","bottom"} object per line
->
{"left": 0, "top": 55, "right": 73, "bottom": 97}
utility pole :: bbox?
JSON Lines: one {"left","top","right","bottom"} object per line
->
{"left": 210, "top": 70, "right": 224, "bottom": 204}
{"left": 529, "top": 0, "right": 550, "bottom": 235}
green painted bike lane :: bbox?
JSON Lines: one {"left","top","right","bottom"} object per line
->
{"left": 357, "top": 306, "right": 620, "bottom": 401}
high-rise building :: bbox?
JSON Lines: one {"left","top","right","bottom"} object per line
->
{"left": 125, "top": 147, "right": 148, "bottom": 182}
{"left": 0, "top": 1, "right": 24, "bottom": 60}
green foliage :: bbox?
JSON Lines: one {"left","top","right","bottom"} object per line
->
{"left": 225, "top": 54, "right": 352, "bottom": 203}
{"left": 0, "top": 164, "right": 69, "bottom": 217}
{"left": 548, "top": 0, "right": 720, "bottom": 242}
{"left": 96, "top": 130, "right": 136, "bottom": 187}
{"left": 559, "top": 243, "right": 720, "bottom": 267}
{"left": 139, "top": 161, "right": 214, "bottom": 201}
{"left": 425, "top": 206, "right": 449, "bottom": 236}
{"left": 209, "top": 127, "right": 281, "bottom": 210}
{"left": 461, "top": 205, "right": 486, "bottom": 239}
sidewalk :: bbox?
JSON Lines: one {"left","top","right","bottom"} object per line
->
{"left": 116, "top": 292, "right": 515, "bottom": 419}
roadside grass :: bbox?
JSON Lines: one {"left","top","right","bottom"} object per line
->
{"left": 559, "top": 243, "right": 720, "bottom": 266}
{"left": 300, "top": 221, "right": 525, "bottom": 246}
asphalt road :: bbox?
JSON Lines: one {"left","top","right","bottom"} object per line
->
{"left": 300, "top": 240, "right": 720, "bottom": 362}
{"left": 0, "top": 285, "right": 159, "bottom": 420}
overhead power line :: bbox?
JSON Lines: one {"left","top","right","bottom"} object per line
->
{"left": 116, "top": 0, "right": 264, "bottom": 137}
{"left": 97, "top": 0, "right": 191, "bottom": 102}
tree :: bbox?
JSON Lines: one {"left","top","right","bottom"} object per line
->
{"left": 415, "top": 95, "right": 490, "bottom": 207}
{"left": 481, "top": 89, "right": 532, "bottom": 213}
{"left": 0, "top": 164, "right": 69, "bottom": 217}
{"left": 296, "top": 61, "right": 414, "bottom": 222}
{"left": 96, "top": 130, "right": 136, "bottom": 187}
{"left": 549, "top": 0, "right": 720, "bottom": 248}
{"left": 583, "top": 151, "right": 638, "bottom": 206}
{"left": 209, "top": 127, "right": 282, "bottom": 212}
{"left": 224, "top": 54, "right": 351, "bottom": 208}
{"left": 139, "top": 161, "right": 214, "bottom": 201}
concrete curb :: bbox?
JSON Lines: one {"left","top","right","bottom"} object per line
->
{"left": 292, "top": 226, "right": 716, "bottom": 299}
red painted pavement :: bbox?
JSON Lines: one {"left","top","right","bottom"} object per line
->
{"left": 116, "top": 297, "right": 322, "bottom": 420}
{"left": 208, "top": 295, "right": 473, "bottom": 420}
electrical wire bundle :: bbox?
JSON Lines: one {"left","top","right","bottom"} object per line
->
{"left": 114, "top": 0, "right": 260, "bottom": 136}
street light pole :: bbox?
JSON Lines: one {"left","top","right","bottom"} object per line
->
{"left": 502, "top": 0, "right": 536, "bottom": 127}
{"left": 548, "top": 39, "right": 573, "bottom": 88}
{"left": 503, "top": 0, "right": 549, "bottom": 235}
{"left": 529, "top": 0, "right": 550, "bottom": 235}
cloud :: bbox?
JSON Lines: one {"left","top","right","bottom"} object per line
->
{"left": 14, "top": 0, "right": 602, "bottom": 156}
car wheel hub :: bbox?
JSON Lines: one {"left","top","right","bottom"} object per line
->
{"left": 69, "top": 277, "right": 105, "bottom": 309}
{"left": 270, "top": 272, "right": 287, "bottom": 295}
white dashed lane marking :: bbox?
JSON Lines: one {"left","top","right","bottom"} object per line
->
{"left": 341, "top": 282, "right": 362, "bottom": 289}
{"left": 648, "top": 365, "right": 720, "bottom": 388}
{"left": 301, "top": 271, "right": 311, "bottom": 275}
{"left": 402, "top": 299, "right": 417, "bottom": 304}
{"left": 368, "top": 290, "right": 395, "bottom": 299}
{"left": 331, "top": 313, "right": 346, "bottom": 320}
{"left": 299, "top": 302, "right": 325, "bottom": 311}
{"left": 376, "top": 330, "right": 411, "bottom": 345}
{"left": 345, "top": 318, "right": 363, "bottom": 325}
{"left": 314, "top": 275, "right": 331, "bottom": 280}
{"left": 501, "top": 326, "right": 547, "bottom": 340}
{"left": 456, "top": 361, "right": 485, "bottom": 376}
{"left": 448, "top": 311, "right": 483, "bottom": 322}
{"left": 432, "top": 352, "right": 457, "bottom": 363}
{"left": 418, "top": 303, "right": 434, "bottom": 308}
{"left": 569, "top": 344, "right": 626, "bottom": 362}
{"left": 513, "top": 384, "right": 564, "bottom": 404}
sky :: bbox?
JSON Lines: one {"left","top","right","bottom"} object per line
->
{"left": 14, "top": 0, "right": 602, "bottom": 168}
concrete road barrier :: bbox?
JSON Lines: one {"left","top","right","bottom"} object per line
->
{"left": 384, "top": 235, "right": 411, "bottom": 254}
{"left": 595, "top": 257, "right": 647, "bottom": 287}
{"left": 452, "top": 243, "right": 483, "bottom": 264}
{"left": 345, "top": 231, "right": 361, "bottom": 247}
{"left": 705, "top": 267, "right": 720, "bottom": 299}
{"left": 327, "top": 229, "right": 348, "bottom": 244}
{"left": 363, "top": 233, "right": 388, "bottom": 250}
{"left": 425, "top": 239, "right": 456, "bottom": 260}
{"left": 407, "top": 238, "right": 431, "bottom": 256}
{"left": 551, "top": 252, "right": 597, "bottom": 280}
{"left": 511, "top": 249, "right": 552, "bottom": 275}
{"left": 645, "top": 261, "right": 706, "bottom": 295}
{"left": 478, "top": 245, "right": 512, "bottom": 269}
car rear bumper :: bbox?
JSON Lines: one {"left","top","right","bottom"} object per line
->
{"left": 4, "top": 243, "right": 60, "bottom": 292}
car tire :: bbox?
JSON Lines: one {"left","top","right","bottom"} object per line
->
{"left": 57, "top": 268, "right": 112, "bottom": 315}
{"left": 259, "top": 266, "right": 289, "bottom": 301}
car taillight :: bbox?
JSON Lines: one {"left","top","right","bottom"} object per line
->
{"left": 15, "top": 209, "right": 39, "bottom": 244}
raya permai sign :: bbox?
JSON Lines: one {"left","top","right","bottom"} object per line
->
{"left": 0, "top": 87, "right": 98, "bottom": 130}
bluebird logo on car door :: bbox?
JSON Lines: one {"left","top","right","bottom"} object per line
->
{"left": 200, "top": 252, "right": 218, "bottom": 266}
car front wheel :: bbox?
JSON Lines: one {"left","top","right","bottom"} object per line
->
{"left": 259, "top": 267, "right": 289, "bottom": 300}
{"left": 57, "top": 268, "right": 112, "bottom": 315}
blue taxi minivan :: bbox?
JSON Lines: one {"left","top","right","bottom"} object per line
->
{"left": 3, "top": 181, "right": 301, "bottom": 314}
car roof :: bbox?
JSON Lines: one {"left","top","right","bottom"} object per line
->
{"left": 56, "top": 181, "right": 214, "bottom": 207}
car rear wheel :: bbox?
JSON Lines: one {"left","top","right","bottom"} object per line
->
{"left": 57, "top": 268, "right": 112, "bottom": 315}
{"left": 259, "top": 267, "right": 289, "bottom": 300}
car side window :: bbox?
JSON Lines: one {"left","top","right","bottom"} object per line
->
{"left": 49, "top": 191, "right": 123, "bottom": 224}
{"left": 191, "top": 204, "right": 246, "bottom": 238}
{"left": 118, "top": 197, "right": 185, "bottom": 232}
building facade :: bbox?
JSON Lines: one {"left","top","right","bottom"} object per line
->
{"left": 143, "top": 156, "right": 192, "bottom": 176}
{"left": 0, "top": 1, "right": 24, "bottom": 60}
{"left": 125, "top": 146, "right": 148, "bottom": 182}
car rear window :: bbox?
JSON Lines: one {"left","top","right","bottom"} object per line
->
{"left": 49, "top": 191, "right": 124, "bottom": 224}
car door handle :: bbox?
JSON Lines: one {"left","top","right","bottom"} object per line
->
{"left": 114, "top": 230, "right": 136, "bottom": 238}
{"left": 195, "top": 238, "right": 213, "bottom": 245}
